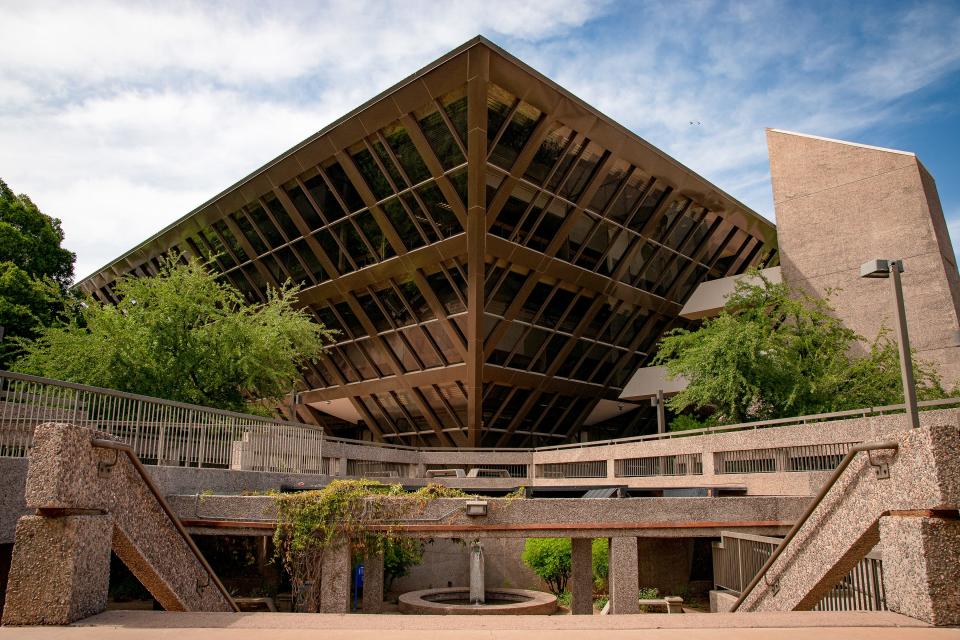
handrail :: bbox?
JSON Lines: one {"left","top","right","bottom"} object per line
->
{"left": 1, "top": 369, "right": 315, "bottom": 430}
{"left": 728, "top": 440, "right": 899, "bottom": 612}
{"left": 90, "top": 438, "right": 240, "bottom": 612}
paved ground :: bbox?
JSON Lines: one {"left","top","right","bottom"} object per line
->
{"left": 2, "top": 611, "right": 958, "bottom": 639}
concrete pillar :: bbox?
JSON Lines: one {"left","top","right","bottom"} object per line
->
{"left": 2, "top": 514, "right": 113, "bottom": 625}
{"left": 879, "top": 515, "right": 960, "bottom": 626}
{"left": 608, "top": 536, "right": 639, "bottom": 614}
{"left": 570, "top": 537, "right": 594, "bottom": 615}
{"left": 362, "top": 549, "right": 384, "bottom": 613}
{"left": 319, "top": 542, "right": 351, "bottom": 613}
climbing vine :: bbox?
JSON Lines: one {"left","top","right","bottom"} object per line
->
{"left": 273, "top": 479, "right": 471, "bottom": 611}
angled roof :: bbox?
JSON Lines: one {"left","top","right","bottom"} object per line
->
{"left": 77, "top": 35, "right": 775, "bottom": 290}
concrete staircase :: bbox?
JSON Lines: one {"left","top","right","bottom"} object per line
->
{"left": 735, "top": 423, "right": 960, "bottom": 625}
{"left": 2, "top": 422, "right": 236, "bottom": 625}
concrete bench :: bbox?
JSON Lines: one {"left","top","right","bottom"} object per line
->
{"left": 235, "top": 597, "right": 277, "bottom": 612}
{"left": 639, "top": 596, "right": 684, "bottom": 613}
{"left": 466, "top": 468, "right": 510, "bottom": 478}
{"left": 425, "top": 469, "right": 466, "bottom": 478}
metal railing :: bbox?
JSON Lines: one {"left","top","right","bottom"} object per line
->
{"left": 615, "top": 453, "right": 703, "bottom": 477}
{"left": 712, "top": 530, "right": 887, "bottom": 611}
{"left": 535, "top": 460, "right": 607, "bottom": 479}
{"left": 1, "top": 370, "right": 323, "bottom": 473}
{"left": 715, "top": 442, "right": 859, "bottom": 475}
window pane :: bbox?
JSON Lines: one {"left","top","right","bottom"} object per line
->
{"left": 304, "top": 175, "right": 346, "bottom": 223}
{"left": 212, "top": 221, "right": 248, "bottom": 263}
{"left": 489, "top": 101, "right": 541, "bottom": 171}
{"left": 248, "top": 205, "right": 285, "bottom": 248}
{"left": 286, "top": 184, "right": 325, "bottom": 230}
{"left": 332, "top": 220, "right": 375, "bottom": 267}
{"left": 352, "top": 146, "right": 393, "bottom": 200}
{"left": 383, "top": 198, "right": 426, "bottom": 250}
{"left": 354, "top": 210, "right": 395, "bottom": 262}
{"left": 382, "top": 123, "right": 431, "bottom": 184}
{"left": 228, "top": 212, "right": 266, "bottom": 255}
{"left": 324, "top": 161, "right": 365, "bottom": 213}
{"left": 293, "top": 240, "right": 327, "bottom": 282}
{"left": 525, "top": 123, "right": 574, "bottom": 186}
{"left": 416, "top": 183, "right": 462, "bottom": 237}
{"left": 264, "top": 195, "right": 300, "bottom": 240}
{"left": 416, "top": 106, "right": 464, "bottom": 170}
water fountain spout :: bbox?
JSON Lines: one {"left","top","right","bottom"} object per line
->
{"left": 469, "top": 539, "right": 485, "bottom": 605}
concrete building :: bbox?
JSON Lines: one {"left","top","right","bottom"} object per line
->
{"left": 74, "top": 37, "right": 959, "bottom": 448}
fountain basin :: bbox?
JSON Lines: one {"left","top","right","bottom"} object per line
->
{"left": 398, "top": 587, "right": 557, "bottom": 615}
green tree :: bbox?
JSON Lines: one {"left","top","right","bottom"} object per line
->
{"left": 654, "top": 270, "right": 945, "bottom": 426}
{"left": 382, "top": 539, "right": 424, "bottom": 591}
{"left": 522, "top": 538, "right": 571, "bottom": 595}
{"left": 14, "top": 255, "right": 334, "bottom": 412}
{"left": 0, "top": 179, "right": 76, "bottom": 366}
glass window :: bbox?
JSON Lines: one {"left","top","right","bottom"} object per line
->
{"left": 486, "top": 84, "right": 514, "bottom": 148}
{"left": 425, "top": 270, "right": 465, "bottom": 314}
{"left": 324, "top": 161, "right": 365, "bottom": 213}
{"left": 212, "top": 221, "right": 248, "bottom": 263}
{"left": 354, "top": 210, "right": 395, "bottom": 262}
{"left": 377, "top": 286, "right": 413, "bottom": 327}
{"left": 382, "top": 123, "right": 431, "bottom": 184}
{"left": 396, "top": 279, "right": 433, "bottom": 322}
{"left": 334, "top": 301, "right": 367, "bottom": 338}
{"left": 441, "top": 89, "right": 468, "bottom": 146}
{"left": 448, "top": 168, "right": 467, "bottom": 209}
{"left": 589, "top": 158, "right": 630, "bottom": 214}
{"left": 313, "top": 305, "right": 345, "bottom": 336}
{"left": 416, "top": 183, "right": 462, "bottom": 238}
{"left": 525, "top": 123, "right": 574, "bottom": 186}
{"left": 331, "top": 220, "right": 375, "bottom": 268}
{"left": 304, "top": 174, "right": 345, "bottom": 223}
{"left": 507, "top": 327, "right": 549, "bottom": 370}
{"left": 357, "top": 292, "right": 390, "bottom": 332}
{"left": 519, "top": 282, "right": 554, "bottom": 322}
{"left": 371, "top": 140, "right": 406, "bottom": 189}
{"left": 627, "top": 184, "right": 668, "bottom": 233}
{"left": 230, "top": 211, "right": 267, "bottom": 255}
{"left": 560, "top": 141, "right": 604, "bottom": 201}
{"left": 248, "top": 205, "right": 285, "bottom": 248}
{"left": 383, "top": 198, "right": 427, "bottom": 250}
{"left": 292, "top": 240, "right": 327, "bottom": 282}
{"left": 286, "top": 184, "right": 325, "bottom": 230}
{"left": 607, "top": 169, "right": 651, "bottom": 224}
{"left": 274, "top": 246, "right": 308, "bottom": 285}
{"left": 540, "top": 287, "right": 575, "bottom": 328}
{"left": 351, "top": 146, "right": 393, "bottom": 200}
{"left": 416, "top": 106, "right": 464, "bottom": 170}
{"left": 489, "top": 101, "right": 541, "bottom": 171}
{"left": 316, "top": 228, "right": 353, "bottom": 275}
{"left": 487, "top": 268, "right": 526, "bottom": 316}
{"left": 652, "top": 197, "right": 691, "bottom": 245}
{"left": 202, "top": 228, "right": 235, "bottom": 269}
{"left": 264, "top": 195, "right": 300, "bottom": 240}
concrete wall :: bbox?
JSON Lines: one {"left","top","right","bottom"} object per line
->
{"left": 768, "top": 129, "right": 960, "bottom": 387}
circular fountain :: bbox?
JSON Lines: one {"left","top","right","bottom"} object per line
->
{"left": 397, "top": 540, "right": 557, "bottom": 615}
{"left": 398, "top": 587, "right": 557, "bottom": 615}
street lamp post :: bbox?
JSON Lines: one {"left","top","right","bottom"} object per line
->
{"left": 860, "top": 258, "right": 919, "bottom": 428}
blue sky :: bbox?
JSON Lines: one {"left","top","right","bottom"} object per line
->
{"left": 1, "top": 0, "right": 958, "bottom": 281}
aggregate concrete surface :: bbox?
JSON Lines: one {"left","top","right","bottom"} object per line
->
{"left": 2, "top": 611, "right": 959, "bottom": 640}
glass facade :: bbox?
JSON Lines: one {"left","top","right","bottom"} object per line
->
{"left": 79, "top": 42, "right": 775, "bottom": 448}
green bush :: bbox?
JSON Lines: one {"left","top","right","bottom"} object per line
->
{"left": 556, "top": 590, "right": 572, "bottom": 607}
{"left": 591, "top": 538, "right": 608, "bottom": 591}
{"left": 593, "top": 595, "right": 609, "bottom": 611}
{"left": 521, "top": 538, "right": 571, "bottom": 595}
{"left": 382, "top": 538, "right": 424, "bottom": 590}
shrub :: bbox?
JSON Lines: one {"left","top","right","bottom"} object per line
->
{"left": 521, "top": 538, "right": 571, "bottom": 595}
{"left": 591, "top": 538, "right": 608, "bottom": 591}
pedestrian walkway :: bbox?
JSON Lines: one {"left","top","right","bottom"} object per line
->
{"left": 2, "top": 610, "right": 956, "bottom": 640}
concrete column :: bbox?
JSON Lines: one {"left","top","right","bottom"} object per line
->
{"left": 319, "top": 542, "right": 351, "bottom": 613}
{"left": 362, "top": 549, "right": 384, "bottom": 613}
{"left": 570, "top": 537, "right": 594, "bottom": 615}
{"left": 2, "top": 514, "right": 113, "bottom": 625}
{"left": 880, "top": 515, "right": 960, "bottom": 626}
{"left": 608, "top": 536, "right": 639, "bottom": 614}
